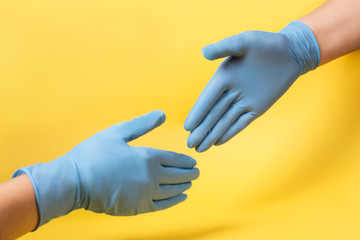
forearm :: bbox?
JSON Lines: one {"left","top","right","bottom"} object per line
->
{"left": 0, "top": 175, "right": 39, "bottom": 240}
{"left": 299, "top": 0, "right": 360, "bottom": 65}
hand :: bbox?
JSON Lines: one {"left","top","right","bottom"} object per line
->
{"left": 184, "top": 21, "right": 320, "bottom": 152}
{"left": 14, "top": 110, "right": 200, "bottom": 228}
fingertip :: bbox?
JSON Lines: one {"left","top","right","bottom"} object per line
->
{"left": 187, "top": 135, "right": 195, "bottom": 148}
{"left": 181, "top": 182, "right": 193, "bottom": 193}
{"left": 182, "top": 155, "right": 197, "bottom": 168}
{"left": 152, "top": 110, "right": 166, "bottom": 125}
{"left": 148, "top": 110, "right": 166, "bottom": 129}
{"left": 201, "top": 45, "right": 216, "bottom": 61}
{"left": 193, "top": 168, "right": 200, "bottom": 180}
{"left": 184, "top": 120, "right": 195, "bottom": 132}
{"left": 195, "top": 147, "right": 203, "bottom": 153}
{"left": 181, "top": 182, "right": 192, "bottom": 193}
{"left": 180, "top": 193, "right": 188, "bottom": 201}
{"left": 170, "top": 193, "right": 188, "bottom": 206}
{"left": 153, "top": 193, "right": 188, "bottom": 210}
{"left": 190, "top": 157, "right": 197, "bottom": 168}
{"left": 195, "top": 145, "right": 209, "bottom": 153}
{"left": 116, "top": 110, "right": 167, "bottom": 142}
{"left": 172, "top": 193, "right": 188, "bottom": 204}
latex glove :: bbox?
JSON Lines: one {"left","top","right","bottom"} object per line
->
{"left": 184, "top": 21, "right": 320, "bottom": 152}
{"left": 13, "top": 110, "right": 199, "bottom": 228}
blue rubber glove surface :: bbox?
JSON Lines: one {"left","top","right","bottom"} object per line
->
{"left": 185, "top": 21, "right": 320, "bottom": 152}
{"left": 13, "top": 110, "right": 199, "bottom": 228}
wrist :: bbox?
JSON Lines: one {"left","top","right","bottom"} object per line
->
{"left": 13, "top": 154, "right": 80, "bottom": 229}
{"left": 278, "top": 21, "right": 320, "bottom": 75}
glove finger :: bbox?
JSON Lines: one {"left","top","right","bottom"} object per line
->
{"left": 151, "top": 149, "right": 197, "bottom": 168}
{"left": 153, "top": 193, "right": 187, "bottom": 211}
{"left": 116, "top": 110, "right": 165, "bottom": 143}
{"left": 159, "top": 167, "right": 200, "bottom": 184}
{"left": 195, "top": 103, "right": 247, "bottom": 152}
{"left": 202, "top": 33, "right": 249, "bottom": 60}
{"left": 184, "top": 75, "right": 226, "bottom": 132}
{"left": 187, "top": 91, "right": 239, "bottom": 148}
{"left": 152, "top": 182, "right": 192, "bottom": 201}
{"left": 215, "top": 112, "right": 257, "bottom": 146}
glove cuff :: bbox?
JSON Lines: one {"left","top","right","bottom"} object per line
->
{"left": 279, "top": 21, "right": 320, "bottom": 75}
{"left": 12, "top": 155, "right": 80, "bottom": 229}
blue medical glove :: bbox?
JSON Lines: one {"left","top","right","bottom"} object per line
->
{"left": 184, "top": 21, "right": 320, "bottom": 152}
{"left": 13, "top": 110, "right": 199, "bottom": 229}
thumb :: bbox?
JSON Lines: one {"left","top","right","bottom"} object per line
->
{"left": 118, "top": 110, "right": 166, "bottom": 142}
{"left": 201, "top": 33, "right": 249, "bottom": 60}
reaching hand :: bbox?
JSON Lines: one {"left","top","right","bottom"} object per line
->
{"left": 184, "top": 21, "right": 320, "bottom": 152}
{"left": 14, "top": 110, "right": 200, "bottom": 228}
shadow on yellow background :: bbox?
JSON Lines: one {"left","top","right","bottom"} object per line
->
{"left": 122, "top": 224, "right": 238, "bottom": 240}
{"left": 1, "top": 0, "right": 360, "bottom": 239}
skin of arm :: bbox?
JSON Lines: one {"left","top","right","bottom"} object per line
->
{"left": 0, "top": 175, "right": 39, "bottom": 240}
{"left": 300, "top": 0, "right": 360, "bottom": 65}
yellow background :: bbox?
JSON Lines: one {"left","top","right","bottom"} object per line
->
{"left": 1, "top": 0, "right": 360, "bottom": 239}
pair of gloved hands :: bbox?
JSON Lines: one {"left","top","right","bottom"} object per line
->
{"left": 14, "top": 21, "right": 320, "bottom": 229}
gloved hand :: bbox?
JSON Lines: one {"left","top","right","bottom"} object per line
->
{"left": 13, "top": 110, "right": 200, "bottom": 229}
{"left": 184, "top": 21, "right": 320, "bottom": 152}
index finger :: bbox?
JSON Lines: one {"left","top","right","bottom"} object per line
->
{"left": 184, "top": 76, "right": 225, "bottom": 131}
